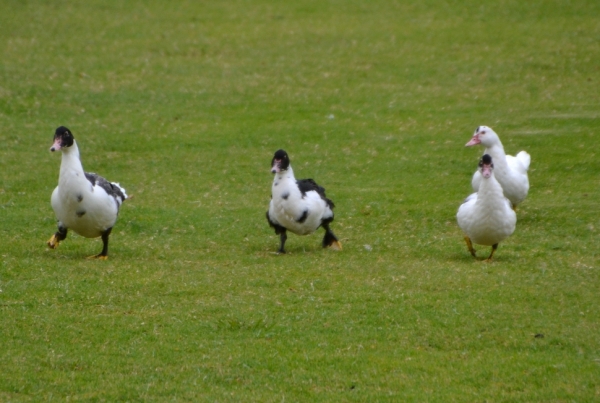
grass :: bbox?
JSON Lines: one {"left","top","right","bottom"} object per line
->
{"left": 1, "top": 0, "right": 599, "bottom": 401}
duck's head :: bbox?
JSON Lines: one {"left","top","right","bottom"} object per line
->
{"left": 466, "top": 126, "right": 499, "bottom": 148}
{"left": 271, "top": 149, "right": 290, "bottom": 174}
{"left": 50, "top": 126, "right": 74, "bottom": 152}
{"left": 478, "top": 154, "right": 494, "bottom": 179}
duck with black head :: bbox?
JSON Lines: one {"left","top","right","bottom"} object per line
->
{"left": 266, "top": 149, "right": 342, "bottom": 254}
{"left": 457, "top": 154, "right": 517, "bottom": 261}
{"left": 48, "top": 126, "right": 127, "bottom": 259}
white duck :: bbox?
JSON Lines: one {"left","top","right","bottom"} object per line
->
{"left": 266, "top": 149, "right": 342, "bottom": 253}
{"left": 457, "top": 154, "right": 516, "bottom": 261}
{"left": 467, "top": 126, "right": 530, "bottom": 208}
{"left": 48, "top": 126, "right": 127, "bottom": 259}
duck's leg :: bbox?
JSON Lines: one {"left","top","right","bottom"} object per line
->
{"left": 88, "top": 227, "right": 112, "bottom": 260}
{"left": 277, "top": 230, "right": 288, "bottom": 254}
{"left": 48, "top": 224, "right": 68, "bottom": 249}
{"left": 322, "top": 221, "right": 342, "bottom": 250}
{"left": 486, "top": 243, "right": 499, "bottom": 262}
{"left": 266, "top": 211, "right": 288, "bottom": 254}
{"left": 464, "top": 236, "right": 476, "bottom": 257}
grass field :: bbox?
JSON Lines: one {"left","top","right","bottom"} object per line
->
{"left": 1, "top": 0, "right": 599, "bottom": 401}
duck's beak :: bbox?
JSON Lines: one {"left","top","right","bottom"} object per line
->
{"left": 465, "top": 134, "right": 480, "bottom": 147}
{"left": 271, "top": 159, "right": 281, "bottom": 174}
{"left": 50, "top": 138, "right": 62, "bottom": 152}
{"left": 481, "top": 164, "right": 493, "bottom": 178}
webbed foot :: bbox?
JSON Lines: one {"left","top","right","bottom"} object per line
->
{"left": 48, "top": 235, "right": 60, "bottom": 249}
{"left": 87, "top": 254, "right": 108, "bottom": 260}
{"left": 329, "top": 240, "right": 343, "bottom": 251}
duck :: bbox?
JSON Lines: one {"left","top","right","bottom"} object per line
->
{"left": 457, "top": 154, "right": 517, "bottom": 261}
{"left": 266, "top": 149, "right": 342, "bottom": 254}
{"left": 466, "top": 126, "right": 530, "bottom": 209}
{"left": 47, "top": 126, "right": 127, "bottom": 259}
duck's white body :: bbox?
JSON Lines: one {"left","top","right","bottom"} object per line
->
{"left": 457, "top": 189, "right": 516, "bottom": 247}
{"left": 48, "top": 126, "right": 126, "bottom": 259}
{"left": 457, "top": 154, "right": 516, "bottom": 259}
{"left": 468, "top": 126, "right": 530, "bottom": 207}
{"left": 268, "top": 166, "right": 334, "bottom": 236}
{"left": 51, "top": 141, "right": 123, "bottom": 238}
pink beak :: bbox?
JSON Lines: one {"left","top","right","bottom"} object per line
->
{"left": 271, "top": 160, "right": 281, "bottom": 174}
{"left": 465, "top": 134, "right": 480, "bottom": 147}
{"left": 50, "top": 138, "right": 62, "bottom": 152}
{"left": 481, "top": 165, "right": 492, "bottom": 178}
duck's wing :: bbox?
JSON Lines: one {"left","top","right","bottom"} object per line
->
{"left": 456, "top": 192, "right": 478, "bottom": 231}
{"left": 471, "top": 170, "right": 482, "bottom": 192}
{"left": 461, "top": 192, "right": 478, "bottom": 206}
{"left": 85, "top": 172, "right": 127, "bottom": 207}
{"left": 296, "top": 178, "right": 334, "bottom": 208}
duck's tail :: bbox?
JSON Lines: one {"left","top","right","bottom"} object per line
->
{"left": 515, "top": 151, "right": 531, "bottom": 171}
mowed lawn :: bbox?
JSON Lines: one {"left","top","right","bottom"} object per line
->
{"left": 1, "top": 0, "right": 599, "bottom": 401}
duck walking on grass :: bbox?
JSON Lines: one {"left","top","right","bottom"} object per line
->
{"left": 466, "top": 126, "right": 530, "bottom": 209}
{"left": 48, "top": 126, "right": 127, "bottom": 259}
{"left": 266, "top": 149, "right": 342, "bottom": 254}
{"left": 457, "top": 154, "right": 516, "bottom": 261}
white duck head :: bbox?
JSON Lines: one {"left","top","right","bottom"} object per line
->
{"left": 466, "top": 126, "right": 501, "bottom": 148}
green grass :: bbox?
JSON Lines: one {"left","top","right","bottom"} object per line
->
{"left": 1, "top": 0, "right": 599, "bottom": 401}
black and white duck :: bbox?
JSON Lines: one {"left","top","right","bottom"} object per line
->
{"left": 457, "top": 154, "right": 517, "bottom": 261}
{"left": 266, "top": 149, "right": 342, "bottom": 253}
{"left": 47, "top": 126, "right": 127, "bottom": 259}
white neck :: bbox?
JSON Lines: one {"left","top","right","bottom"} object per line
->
{"left": 273, "top": 165, "right": 295, "bottom": 183}
{"left": 59, "top": 140, "right": 85, "bottom": 180}
{"left": 477, "top": 172, "right": 506, "bottom": 207}
{"left": 484, "top": 142, "right": 508, "bottom": 175}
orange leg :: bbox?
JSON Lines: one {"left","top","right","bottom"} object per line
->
{"left": 464, "top": 236, "right": 476, "bottom": 257}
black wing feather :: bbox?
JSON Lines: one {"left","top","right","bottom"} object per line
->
{"left": 296, "top": 178, "right": 335, "bottom": 209}
{"left": 85, "top": 172, "right": 127, "bottom": 205}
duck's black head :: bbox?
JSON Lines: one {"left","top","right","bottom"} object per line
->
{"left": 271, "top": 149, "right": 290, "bottom": 174}
{"left": 50, "top": 126, "right": 74, "bottom": 152}
{"left": 478, "top": 154, "right": 494, "bottom": 178}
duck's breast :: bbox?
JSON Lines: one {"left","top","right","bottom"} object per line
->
{"left": 270, "top": 184, "right": 327, "bottom": 235}
{"left": 53, "top": 181, "right": 119, "bottom": 238}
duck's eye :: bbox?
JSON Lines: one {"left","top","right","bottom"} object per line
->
{"left": 481, "top": 131, "right": 486, "bottom": 135}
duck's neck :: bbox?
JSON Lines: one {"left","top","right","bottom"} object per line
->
{"left": 273, "top": 166, "right": 296, "bottom": 184}
{"left": 59, "top": 141, "right": 85, "bottom": 180}
{"left": 477, "top": 173, "right": 505, "bottom": 207}
{"left": 485, "top": 142, "right": 508, "bottom": 176}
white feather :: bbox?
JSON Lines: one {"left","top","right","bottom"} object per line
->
{"left": 268, "top": 166, "right": 333, "bottom": 236}
{"left": 51, "top": 140, "right": 124, "bottom": 239}
{"left": 469, "top": 126, "right": 530, "bottom": 207}
{"left": 458, "top": 166, "right": 516, "bottom": 247}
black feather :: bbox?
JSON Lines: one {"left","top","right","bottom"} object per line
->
{"left": 85, "top": 172, "right": 127, "bottom": 205}
{"left": 296, "top": 179, "right": 335, "bottom": 209}
{"left": 296, "top": 210, "right": 309, "bottom": 223}
{"left": 480, "top": 154, "right": 493, "bottom": 165}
